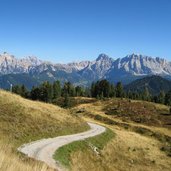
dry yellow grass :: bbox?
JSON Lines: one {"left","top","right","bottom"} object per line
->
{"left": 1, "top": 92, "right": 170, "bottom": 171}
{"left": 74, "top": 99, "right": 171, "bottom": 137}
{"left": 0, "top": 89, "right": 79, "bottom": 122}
{"left": 70, "top": 122, "right": 171, "bottom": 171}
{"left": 0, "top": 90, "right": 89, "bottom": 171}
{"left": 0, "top": 143, "right": 54, "bottom": 171}
{"left": 68, "top": 99, "right": 171, "bottom": 171}
{"left": 0, "top": 90, "right": 89, "bottom": 146}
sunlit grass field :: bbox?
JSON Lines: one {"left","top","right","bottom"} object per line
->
{"left": 0, "top": 90, "right": 89, "bottom": 171}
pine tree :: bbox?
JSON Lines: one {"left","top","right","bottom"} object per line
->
{"left": 38, "top": 81, "right": 53, "bottom": 102}
{"left": 109, "top": 84, "right": 115, "bottom": 97}
{"left": 99, "top": 80, "right": 110, "bottom": 98}
{"left": 158, "top": 91, "right": 165, "bottom": 104}
{"left": 91, "top": 82, "right": 96, "bottom": 97}
{"left": 20, "top": 84, "right": 28, "bottom": 98}
{"left": 165, "top": 90, "right": 171, "bottom": 105}
{"left": 30, "top": 86, "right": 41, "bottom": 100}
{"left": 116, "top": 82, "right": 123, "bottom": 97}
{"left": 12, "top": 85, "right": 21, "bottom": 95}
{"left": 62, "top": 82, "right": 75, "bottom": 97}
{"left": 84, "top": 87, "right": 91, "bottom": 97}
{"left": 63, "top": 93, "right": 70, "bottom": 108}
{"left": 53, "top": 80, "right": 61, "bottom": 99}
{"left": 75, "top": 86, "right": 83, "bottom": 96}
{"left": 100, "top": 91, "right": 104, "bottom": 99}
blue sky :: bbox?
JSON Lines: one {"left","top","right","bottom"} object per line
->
{"left": 0, "top": 0, "right": 171, "bottom": 63}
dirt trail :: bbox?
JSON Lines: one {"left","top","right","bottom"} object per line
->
{"left": 18, "top": 122, "right": 106, "bottom": 171}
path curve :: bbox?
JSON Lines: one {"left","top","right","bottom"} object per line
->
{"left": 18, "top": 122, "right": 106, "bottom": 171}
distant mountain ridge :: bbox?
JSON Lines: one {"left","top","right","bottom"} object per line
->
{"left": 125, "top": 75, "right": 171, "bottom": 95}
{"left": 0, "top": 52, "right": 171, "bottom": 89}
{"left": 0, "top": 52, "right": 42, "bottom": 74}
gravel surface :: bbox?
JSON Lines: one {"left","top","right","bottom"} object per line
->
{"left": 18, "top": 122, "right": 106, "bottom": 171}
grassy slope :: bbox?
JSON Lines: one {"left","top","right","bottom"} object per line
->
{"left": 0, "top": 90, "right": 89, "bottom": 171}
{"left": 1, "top": 92, "right": 171, "bottom": 171}
{"left": 70, "top": 123, "right": 171, "bottom": 171}
{"left": 53, "top": 128, "right": 115, "bottom": 169}
{"left": 76, "top": 98, "right": 171, "bottom": 133}
{"left": 65, "top": 98, "right": 171, "bottom": 171}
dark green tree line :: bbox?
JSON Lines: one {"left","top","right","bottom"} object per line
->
{"left": 10, "top": 79, "right": 171, "bottom": 110}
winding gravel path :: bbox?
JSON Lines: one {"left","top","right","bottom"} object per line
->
{"left": 18, "top": 122, "right": 106, "bottom": 171}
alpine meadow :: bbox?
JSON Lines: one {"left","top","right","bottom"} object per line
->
{"left": 0, "top": 0, "right": 171, "bottom": 171}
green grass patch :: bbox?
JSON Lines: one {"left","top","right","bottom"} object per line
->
{"left": 53, "top": 128, "right": 115, "bottom": 168}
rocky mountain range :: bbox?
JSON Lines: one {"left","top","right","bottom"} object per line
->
{"left": 0, "top": 52, "right": 171, "bottom": 89}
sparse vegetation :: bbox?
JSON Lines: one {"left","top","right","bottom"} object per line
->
{"left": 103, "top": 99, "right": 171, "bottom": 127}
{"left": 53, "top": 97, "right": 97, "bottom": 108}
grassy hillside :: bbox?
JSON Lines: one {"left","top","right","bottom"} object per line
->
{"left": 0, "top": 90, "right": 89, "bottom": 170}
{"left": 1, "top": 91, "right": 171, "bottom": 171}
{"left": 103, "top": 99, "right": 171, "bottom": 127}
{"left": 74, "top": 98, "right": 171, "bottom": 128}
{"left": 69, "top": 121, "right": 171, "bottom": 171}
{"left": 63, "top": 98, "right": 171, "bottom": 171}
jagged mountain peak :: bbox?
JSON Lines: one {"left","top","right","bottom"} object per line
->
{"left": 125, "top": 53, "right": 143, "bottom": 59}
{"left": 124, "top": 53, "right": 166, "bottom": 62}
{"left": 26, "top": 55, "right": 38, "bottom": 61}
{"left": 2, "top": 52, "right": 14, "bottom": 56}
{"left": 22, "top": 56, "right": 42, "bottom": 66}
{"left": 68, "top": 60, "right": 90, "bottom": 71}
{"left": 0, "top": 52, "right": 15, "bottom": 60}
{"left": 111, "top": 53, "right": 171, "bottom": 77}
{"left": 96, "top": 53, "right": 112, "bottom": 61}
